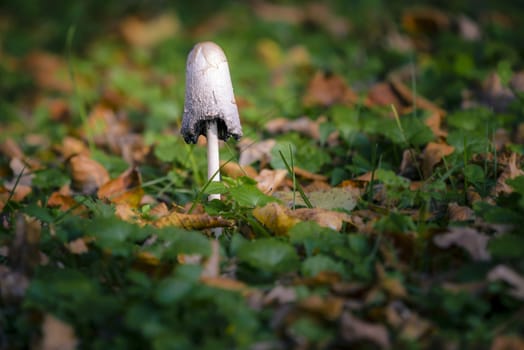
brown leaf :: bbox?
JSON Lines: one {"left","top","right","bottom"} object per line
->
{"left": 47, "top": 192, "right": 87, "bottom": 216}
{"left": 265, "top": 116, "right": 320, "bottom": 140}
{"left": 97, "top": 167, "right": 144, "bottom": 207}
{"left": 55, "top": 136, "right": 89, "bottom": 159}
{"left": 389, "top": 75, "right": 447, "bottom": 117}
{"left": 491, "top": 335, "right": 524, "bottom": 350}
{"left": 377, "top": 263, "right": 407, "bottom": 298}
{"left": 119, "top": 13, "right": 179, "bottom": 48}
{"left": 220, "top": 161, "right": 258, "bottom": 179}
{"left": 252, "top": 202, "right": 301, "bottom": 236}
{"left": 303, "top": 71, "right": 359, "bottom": 107}
{"left": 38, "top": 314, "right": 78, "bottom": 350}
{"left": 402, "top": 7, "right": 450, "bottom": 35}
{"left": 256, "top": 169, "right": 287, "bottom": 195}
{"left": 69, "top": 155, "right": 110, "bottom": 194}
{"left": 448, "top": 202, "right": 475, "bottom": 221}
{"left": 239, "top": 139, "right": 276, "bottom": 166}
{"left": 487, "top": 265, "right": 524, "bottom": 300}
{"left": 299, "top": 295, "right": 344, "bottom": 321}
{"left": 292, "top": 208, "right": 352, "bottom": 231}
{"left": 367, "top": 82, "right": 405, "bottom": 112}
{"left": 154, "top": 211, "right": 233, "bottom": 230}
{"left": 200, "top": 276, "right": 250, "bottom": 294}
{"left": 385, "top": 301, "right": 432, "bottom": 340}
{"left": 340, "top": 311, "right": 391, "bottom": 349}
{"left": 293, "top": 166, "right": 328, "bottom": 182}
{"left": 421, "top": 142, "right": 455, "bottom": 178}
{"left": 24, "top": 51, "right": 71, "bottom": 92}
{"left": 433, "top": 227, "right": 491, "bottom": 261}
{"left": 493, "top": 153, "right": 524, "bottom": 195}
{"left": 66, "top": 238, "right": 89, "bottom": 255}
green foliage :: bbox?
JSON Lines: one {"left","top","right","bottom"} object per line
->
{"left": 237, "top": 238, "right": 299, "bottom": 273}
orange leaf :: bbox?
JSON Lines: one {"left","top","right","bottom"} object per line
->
{"left": 97, "top": 167, "right": 144, "bottom": 207}
{"left": 303, "top": 71, "right": 359, "bottom": 107}
{"left": 47, "top": 192, "right": 87, "bottom": 215}
{"left": 69, "top": 155, "right": 110, "bottom": 194}
{"left": 421, "top": 142, "right": 454, "bottom": 178}
{"left": 200, "top": 276, "right": 251, "bottom": 294}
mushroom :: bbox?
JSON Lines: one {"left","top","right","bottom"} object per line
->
{"left": 181, "top": 41, "right": 242, "bottom": 202}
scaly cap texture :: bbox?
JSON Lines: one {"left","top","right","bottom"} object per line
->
{"left": 181, "top": 41, "right": 242, "bottom": 144}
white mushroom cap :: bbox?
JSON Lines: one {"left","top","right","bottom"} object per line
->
{"left": 181, "top": 41, "right": 242, "bottom": 144}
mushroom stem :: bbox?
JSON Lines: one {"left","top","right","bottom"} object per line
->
{"left": 207, "top": 120, "right": 220, "bottom": 201}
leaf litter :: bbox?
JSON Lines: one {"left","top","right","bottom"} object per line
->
{"left": 1, "top": 1, "right": 524, "bottom": 349}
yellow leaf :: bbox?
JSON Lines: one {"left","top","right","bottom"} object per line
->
{"left": 154, "top": 211, "right": 233, "bottom": 230}
{"left": 252, "top": 202, "right": 300, "bottom": 235}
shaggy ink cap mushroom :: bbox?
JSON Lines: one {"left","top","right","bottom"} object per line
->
{"left": 181, "top": 41, "right": 242, "bottom": 144}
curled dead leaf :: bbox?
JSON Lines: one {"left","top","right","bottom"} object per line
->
{"left": 433, "top": 227, "right": 491, "bottom": 261}
{"left": 256, "top": 169, "right": 287, "bottom": 195}
{"left": 493, "top": 153, "right": 524, "bottom": 196}
{"left": 69, "top": 155, "right": 110, "bottom": 194}
{"left": 200, "top": 276, "right": 250, "bottom": 294}
{"left": 154, "top": 211, "right": 234, "bottom": 230}
{"left": 487, "top": 265, "right": 524, "bottom": 300}
{"left": 340, "top": 311, "right": 391, "bottom": 349}
{"left": 422, "top": 142, "right": 454, "bottom": 178}
{"left": 448, "top": 202, "right": 475, "bottom": 221}
{"left": 299, "top": 295, "right": 344, "bottom": 321}
{"left": 97, "top": 167, "right": 144, "bottom": 207}
{"left": 39, "top": 314, "right": 78, "bottom": 350}
{"left": 220, "top": 161, "right": 258, "bottom": 179}
{"left": 47, "top": 192, "right": 87, "bottom": 216}
{"left": 303, "top": 71, "right": 359, "bottom": 107}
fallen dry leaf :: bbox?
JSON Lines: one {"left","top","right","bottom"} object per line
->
{"left": 263, "top": 285, "right": 297, "bottom": 305}
{"left": 154, "top": 211, "right": 234, "bottom": 230}
{"left": 491, "top": 335, "right": 524, "bottom": 350}
{"left": 402, "top": 7, "right": 450, "bottom": 35}
{"left": 97, "top": 167, "right": 144, "bottom": 207}
{"left": 256, "top": 169, "right": 287, "bottom": 195}
{"left": 239, "top": 139, "right": 276, "bottom": 166}
{"left": 422, "top": 142, "right": 455, "bottom": 178}
{"left": 433, "top": 227, "right": 491, "bottom": 261}
{"left": 480, "top": 72, "right": 515, "bottom": 112}
{"left": 340, "top": 311, "right": 391, "bottom": 349}
{"left": 487, "top": 265, "right": 524, "bottom": 300}
{"left": 299, "top": 294, "right": 344, "bottom": 321}
{"left": 303, "top": 71, "right": 359, "bottom": 107}
{"left": 38, "top": 314, "right": 78, "bottom": 350}
{"left": 493, "top": 153, "right": 524, "bottom": 195}
{"left": 24, "top": 51, "right": 71, "bottom": 92}
{"left": 265, "top": 116, "right": 320, "bottom": 140}
{"left": 389, "top": 75, "right": 447, "bottom": 117}
{"left": 252, "top": 202, "right": 301, "bottom": 236}
{"left": 47, "top": 192, "right": 87, "bottom": 215}
{"left": 448, "top": 202, "right": 475, "bottom": 221}
{"left": 66, "top": 237, "right": 89, "bottom": 255}
{"left": 200, "top": 276, "right": 250, "bottom": 294}
{"left": 69, "top": 155, "right": 110, "bottom": 194}
{"left": 55, "top": 136, "right": 89, "bottom": 159}
{"left": 220, "top": 161, "right": 258, "bottom": 179}
{"left": 119, "top": 12, "right": 179, "bottom": 48}
{"left": 292, "top": 208, "right": 352, "bottom": 231}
